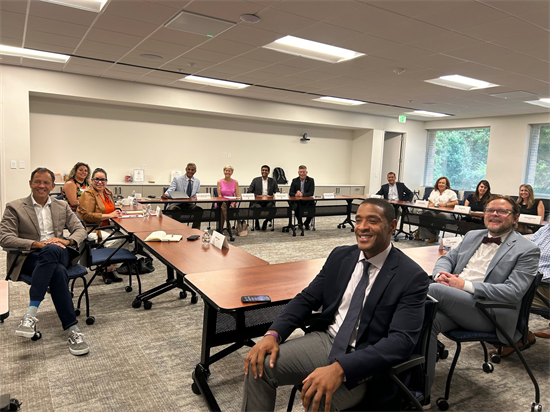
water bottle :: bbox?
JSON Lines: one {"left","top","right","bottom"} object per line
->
{"left": 146, "top": 204, "right": 152, "bottom": 216}
{"left": 131, "top": 190, "right": 138, "bottom": 206}
{"left": 201, "top": 229, "right": 211, "bottom": 246}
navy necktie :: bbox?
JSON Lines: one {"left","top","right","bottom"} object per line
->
{"left": 186, "top": 179, "right": 193, "bottom": 197}
{"left": 329, "top": 260, "right": 371, "bottom": 362}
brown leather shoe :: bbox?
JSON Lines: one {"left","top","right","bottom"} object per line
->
{"left": 490, "top": 331, "right": 536, "bottom": 358}
{"left": 534, "top": 329, "right": 550, "bottom": 339}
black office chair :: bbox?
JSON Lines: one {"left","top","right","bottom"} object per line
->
{"left": 287, "top": 295, "right": 439, "bottom": 412}
{"left": 435, "top": 271, "right": 543, "bottom": 412}
{"left": 3, "top": 247, "right": 91, "bottom": 334}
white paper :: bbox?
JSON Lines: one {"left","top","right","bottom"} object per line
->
{"left": 518, "top": 214, "right": 541, "bottom": 224}
{"left": 210, "top": 230, "right": 229, "bottom": 249}
{"left": 196, "top": 193, "right": 212, "bottom": 200}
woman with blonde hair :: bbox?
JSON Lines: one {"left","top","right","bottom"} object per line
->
{"left": 517, "top": 184, "right": 545, "bottom": 233}
{"left": 62, "top": 162, "right": 90, "bottom": 211}
{"left": 217, "top": 165, "right": 240, "bottom": 230}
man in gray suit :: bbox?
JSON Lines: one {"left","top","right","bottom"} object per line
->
{"left": 427, "top": 195, "right": 540, "bottom": 401}
{"left": 248, "top": 165, "right": 279, "bottom": 231}
{"left": 0, "top": 167, "right": 89, "bottom": 356}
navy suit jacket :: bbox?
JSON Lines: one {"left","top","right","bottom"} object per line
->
{"left": 289, "top": 176, "right": 315, "bottom": 197}
{"left": 270, "top": 245, "right": 429, "bottom": 389}
{"left": 376, "top": 182, "right": 413, "bottom": 201}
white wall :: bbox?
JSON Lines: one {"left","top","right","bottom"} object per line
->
{"left": 425, "top": 113, "right": 550, "bottom": 196}
{"left": 1, "top": 65, "right": 428, "bottom": 208}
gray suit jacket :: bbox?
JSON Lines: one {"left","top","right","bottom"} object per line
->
{"left": 433, "top": 229, "right": 540, "bottom": 341}
{"left": 0, "top": 195, "right": 87, "bottom": 281}
{"left": 248, "top": 176, "right": 279, "bottom": 196}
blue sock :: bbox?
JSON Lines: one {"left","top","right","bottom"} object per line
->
{"left": 30, "top": 300, "right": 41, "bottom": 308}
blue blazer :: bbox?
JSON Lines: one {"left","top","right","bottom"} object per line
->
{"left": 433, "top": 229, "right": 540, "bottom": 341}
{"left": 376, "top": 182, "right": 413, "bottom": 201}
{"left": 270, "top": 245, "right": 429, "bottom": 389}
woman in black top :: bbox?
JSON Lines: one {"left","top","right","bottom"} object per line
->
{"left": 462, "top": 180, "right": 492, "bottom": 224}
{"left": 62, "top": 162, "right": 90, "bottom": 211}
{"left": 517, "top": 184, "right": 545, "bottom": 233}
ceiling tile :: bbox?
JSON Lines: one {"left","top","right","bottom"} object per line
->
{"left": 461, "top": 16, "right": 546, "bottom": 42}
{"left": 86, "top": 28, "right": 143, "bottom": 48}
{"left": 109, "top": 64, "right": 152, "bottom": 75}
{"left": 217, "top": 24, "right": 281, "bottom": 46}
{"left": 292, "top": 23, "right": 362, "bottom": 45}
{"left": 198, "top": 63, "right": 251, "bottom": 76}
{"left": 24, "top": 40, "right": 75, "bottom": 55}
{"left": 64, "top": 65, "right": 107, "bottom": 76}
{"left": 66, "top": 57, "right": 113, "bottom": 69}
{"left": 28, "top": 0, "right": 98, "bottom": 25}
{"left": 272, "top": 0, "right": 361, "bottom": 21}
{"left": 1, "top": 25, "right": 24, "bottom": 41}
{"left": 200, "top": 38, "right": 257, "bottom": 55}
{"left": 241, "top": 48, "right": 293, "bottom": 63}
{"left": 376, "top": 19, "right": 450, "bottom": 44}
{"left": 407, "top": 31, "right": 482, "bottom": 53}
{"left": 118, "top": 56, "right": 167, "bottom": 68}
{"left": 25, "top": 30, "right": 81, "bottom": 48}
{"left": 137, "top": 38, "right": 191, "bottom": 55}
{"left": 27, "top": 15, "right": 89, "bottom": 38}
{"left": 492, "top": 30, "right": 550, "bottom": 53}
{"left": 1, "top": 10, "right": 25, "bottom": 29}
{"left": 76, "top": 48, "right": 126, "bottom": 63}
{"left": 0, "top": 36, "right": 23, "bottom": 47}
{"left": 518, "top": 8, "right": 550, "bottom": 30}
{"left": 443, "top": 42, "right": 511, "bottom": 62}
{"left": 103, "top": 0, "right": 178, "bottom": 25}
{"left": 482, "top": 0, "right": 550, "bottom": 15}
{"left": 77, "top": 40, "right": 132, "bottom": 57}
{"left": 221, "top": 56, "right": 272, "bottom": 70}
{"left": 93, "top": 14, "right": 160, "bottom": 37}
{"left": 0, "top": 0, "right": 28, "bottom": 14}
{"left": 254, "top": 8, "right": 318, "bottom": 34}
{"left": 180, "top": 48, "right": 234, "bottom": 63}
{"left": 367, "top": 0, "right": 465, "bottom": 18}
{"left": 255, "top": 63, "right": 305, "bottom": 76}
{"left": 335, "top": 34, "right": 402, "bottom": 55}
{"left": 522, "top": 46, "right": 550, "bottom": 62}
{"left": 183, "top": 0, "right": 263, "bottom": 22}
{"left": 149, "top": 27, "right": 208, "bottom": 47}
{"left": 326, "top": 4, "right": 411, "bottom": 36}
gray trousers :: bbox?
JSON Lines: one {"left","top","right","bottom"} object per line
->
{"left": 427, "top": 283, "right": 496, "bottom": 395}
{"left": 242, "top": 331, "right": 367, "bottom": 411}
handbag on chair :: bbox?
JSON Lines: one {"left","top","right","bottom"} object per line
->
{"left": 236, "top": 220, "right": 249, "bottom": 237}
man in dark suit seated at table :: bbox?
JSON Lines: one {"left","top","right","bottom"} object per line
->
{"left": 161, "top": 162, "right": 203, "bottom": 229}
{"left": 289, "top": 165, "right": 315, "bottom": 230}
{"left": 0, "top": 167, "right": 89, "bottom": 356}
{"left": 242, "top": 199, "right": 429, "bottom": 411}
{"left": 376, "top": 172, "right": 413, "bottom": 202}
{"left": 426, "top": 195, "right": 540, "bottom": 404}
{"left": 248, "top": 165, "right": 279, "bottom": 231}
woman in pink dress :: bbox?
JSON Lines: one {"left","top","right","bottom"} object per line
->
{"left": 217, "top": 165, "right": 240, "bottom": 229}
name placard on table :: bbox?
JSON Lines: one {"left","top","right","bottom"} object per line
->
{"left": 241, "top": 193, "right": 255, "bottom": 200}
{"left": 274, "top": 193, "right": 289, "bottom": 200}
{"left": 210, "top": 230, "right": 229, "bottom": 249}
{"left": 196, "top": 193, "right": 212, "bottom": 200}
{"left": 453, "top": 205, "right": 471, "bottom": 213}
{"left": 519, "top": 214, "right": 541, "bottom": 224}
{"left": 415, "top": 200, "right": 429, "bottom": 207}
{"left": 323, "top": 193, "right": 335, "bottom": 199}
{"left": 369, "top": 194, "right": 383, "bottom": 199}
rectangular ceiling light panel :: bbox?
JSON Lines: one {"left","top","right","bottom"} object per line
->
{"left": 40, "top": 0, "right": 108, "bottom": 13}
{"left": 165, "top": 11, "right": 235, "bottom": 37}
{"left": 0, "top": 45, "right": 70, "bottom": 63}
{"left": 313, "top": 96, "right": 365, "bottom": 106}
{"left": 525, "top": 98, "right": 550, "bottom": 108}
{"left": 263, "top": 36, "right": 364, "bottom": 64}
{"left": 425, "top": 74, "right": 499, "bottom": 91}
{"left": 407, "top": 110, "right": 450, "bottom": 117}
{"left": 180, "top": 75, "right": 249, "bottom": 89}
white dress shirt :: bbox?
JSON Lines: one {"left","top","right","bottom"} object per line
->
{"left": 328, "top": 243, "right": 392, "bottom": 348}
{"left": 388, "top": 184, "right": 398, "bottom": 200}
{"left": 428, "top": 189, "right": 458, "bottom": 206}
{"left": 262, "top": 178, "right": 268, "bottom": 195}
{"left": 31, "top": 195, "right": 54, "bottom": 241}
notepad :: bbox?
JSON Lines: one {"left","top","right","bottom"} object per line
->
{"left": 144, "top": 231, "right": 183, "bottom": 242}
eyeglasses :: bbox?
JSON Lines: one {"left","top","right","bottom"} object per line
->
{"left": 92, "top": 178, "right": 107, "bottom": 183}
{"left": 485, "top": 209, "right": 512, "bottom": 216}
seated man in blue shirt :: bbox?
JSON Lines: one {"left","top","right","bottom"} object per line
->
{"left": 161, "top": 163, "right": 203, "bottom": 229}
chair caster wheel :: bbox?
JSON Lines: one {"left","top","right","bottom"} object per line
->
{"left": 490, "top": 353, "right": 501, "bottom": 363}
{"left": 439, "top": 349, "right": 449, "bottom": 360}
{"left": 436, "top": 398, "right": 449, "bottom": 411}
{"left": 75, "top": 309, "right": 81, "bottom": 317}
{"left": 350, "top": 228, "right": 354, "bottom": 232}
{"left": 104, "top": 278, "right": 112, "bottom": 285}
{"left": 300, "top": 232, "right": 304, "bottom": 236}
{"left": 180, "top": 291, "right": 187, "bottom": 299}
{"left": 482, "top": 362, "right": 494, "bottom": 373}
{"left": 337, "top": 224, "right": 341, "bottom": 229}
{"left": 7, "top": 398, "right": 21, "bottom": 411}
{"left": 125, "top": 286, "right": 132, "bottom": 293}
{"left": 531, "top": 402, "right": 542, "bottom": 412}
{"left": 132, "top": 299, "right": 142, "bottom": 309}
{"left": 144, "top": 301, "right": 153, "bottom": 310}
{"left": 191, "top": 295, "right": 198, "bottom": 304}
{"left": 292, "top": 233, "right": 296, "bottom": 237}
{"left": 31, "top": 331, "right": 42, "bottom": 341}
{"left": 86, "top": 316, "right": 95, "bottom": 325}
{"left": 191, "top": 381, "right": 201, "bottom": 395}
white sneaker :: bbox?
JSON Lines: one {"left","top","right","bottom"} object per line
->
{"left": 15, "top": 314, "right": 38, "bottom": 338}
{"left": 67, "top": 331, "right": 90, "bottom": 356}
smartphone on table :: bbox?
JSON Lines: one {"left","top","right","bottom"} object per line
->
{"left": 241, "top": 295, "right": 271, "bottom": 303}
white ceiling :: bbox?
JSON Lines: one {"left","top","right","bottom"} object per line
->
{"left": 1, "top": 0, "right": 549, "bottom": 120}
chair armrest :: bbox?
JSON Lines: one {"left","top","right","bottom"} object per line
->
{"left": 2, "top": 247, "right": 31, "bottom": 255}
{"left": 475, "top": 301, "right": 516, "bottom": 311}
{"left": 388, "top": 355, "right": 425, "bottom": 376}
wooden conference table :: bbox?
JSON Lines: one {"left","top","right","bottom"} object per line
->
{"left": 138, "top": 194, "right": 363, "bottom": 240}
{"left": 185, "top": 244, "right": 445, "bottom": 411}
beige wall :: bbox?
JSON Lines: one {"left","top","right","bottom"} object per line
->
{"left": 424, "top": 113, "right": 550, "bottom": 196}
{"left": 1, "top": 65, "right": 428, "bottom": 209}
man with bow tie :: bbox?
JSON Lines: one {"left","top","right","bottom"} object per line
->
{"left": 426, "top": 195, "right": 540, "bottom": 401}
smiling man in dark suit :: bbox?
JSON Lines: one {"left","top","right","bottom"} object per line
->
{"left": 242, "top": 198, "right": 429, "bottom": 411}
{"left": 248, "top": 165, "right": 279, "bottom": 231}
{"left": 289, "top": 165, "right": 315, "bottom": 230}
{"left": 376, "top": 172, "right": 413, "bottom": 201}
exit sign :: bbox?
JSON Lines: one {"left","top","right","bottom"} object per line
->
{"left": 398, "top": 115, "right": 407, "bottom": 123}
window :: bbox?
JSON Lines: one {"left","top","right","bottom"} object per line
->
{"left": 526, "top": 124, "right": 550, "bottom": 197}
{"left": 424, "top": 127, "right": 490, "bottom": 190}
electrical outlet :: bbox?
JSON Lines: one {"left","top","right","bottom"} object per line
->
{"left": 10, "top": 160, "right": 16, "bottom": 169}
{"left": 19, "top": 160, "right": 25, "bottom": 169}
{"left": 142, "top": 164, "right": 146, "bottom": 170}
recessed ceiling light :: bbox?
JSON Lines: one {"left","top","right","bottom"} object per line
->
{"left": 425, "top": 74, "right": 499, "bottom": 91}
{"left": 525, "top": 98, "right": 550, "bottom": 108}
{"left": 179, "top": 75, "right": 250, "bottom": 89}
{"left": 240, "top": 14, "right": 260, "bottom": 23}
{"left": 140, "top": 54, "right": 163, "bottom": 60}
{"left": 0, "top": 45, "right": 70, "bottom": 63}
{"left": 407, "top": 110, "right": 450, "bottom": 117}
{"left": 40, "top": 0, "right": 108, "bottom": 13}
{"left": 263, "top": 36, "right": 364, "bottom": 64}
{"left": 312, "top": 96, "right": 366, "bottom": 106}
{"left": 165, "top": 11, "right": 235, "bottom": 37}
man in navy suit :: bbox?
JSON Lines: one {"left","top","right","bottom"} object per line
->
{"left": 376, "top": 172, "right": 414, "bottom": 201}
{"left": 427, "top": 195, "right": 540, "bottom": 403}
{"left": 242, "top": 198, "right": 429, "bottom": 411}
{"left": 289, "top": 165, "right": 315, "bottom": 229}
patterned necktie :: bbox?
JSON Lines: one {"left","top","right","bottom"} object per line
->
{"left": 329, "top": 260, "right": 371, "bottom": 362}
{"left": 482, "top": 236, "right": 501, "bottom": 245}
{"left": 186, "top": 179, "right": 193, "bottom": 197}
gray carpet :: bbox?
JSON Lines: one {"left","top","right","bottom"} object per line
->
{"left": 1, "top": 216, "right": 548, "bottom": 412}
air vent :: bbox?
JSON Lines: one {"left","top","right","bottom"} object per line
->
{"left": 165, "top": 11, "right": 235, "bottom": 37}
